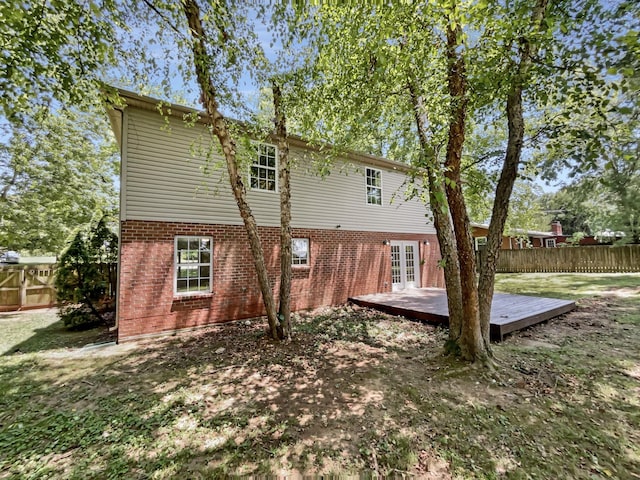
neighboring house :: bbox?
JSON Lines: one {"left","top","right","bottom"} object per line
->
{"left": 107, "top": 89, "right": 444, "bottom": 341}
{"left": 472, "top": 222, "right": 564, "bottom": 250}
{"left": 472, "top": 221, "right": 608, "bottom": 250}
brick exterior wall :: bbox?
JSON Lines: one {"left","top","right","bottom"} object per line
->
{"left": 117, "top": 220, "right": 444, "bottom": 341}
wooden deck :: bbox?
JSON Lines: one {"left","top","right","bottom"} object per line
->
{"left": 349, "top": 288, "right": 576, "bottom": 341}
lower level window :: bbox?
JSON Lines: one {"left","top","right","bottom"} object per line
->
{"left": 292, "top": 238, "right": 309, "bottom": 265}
{"left": 474, "top": 236, "right": 487, "bottom": 251}
{"left": 175, "top": 236, "right": 212, "bottom": 294}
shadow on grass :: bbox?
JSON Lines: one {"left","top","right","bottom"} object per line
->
{"left": 0, "top": 310, "right": 446, "bottom": 478}
{"left": 0, "top": 302, "right": 638, "bottom": 478}
{"left": 0, "top": 310, "right": 115, "bottom": 356}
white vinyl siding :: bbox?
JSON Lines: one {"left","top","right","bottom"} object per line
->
{"left": 121, "top": 108, "right": 436, "bottom": 235}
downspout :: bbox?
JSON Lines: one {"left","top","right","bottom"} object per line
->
{"left": 109, "top": 107, "right": 127, "bottom": 340}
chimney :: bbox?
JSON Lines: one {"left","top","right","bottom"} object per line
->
{"left": 551, "top": 221, "right": 563, "bottom": 236}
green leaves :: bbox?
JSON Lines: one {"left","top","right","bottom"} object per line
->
{"left": 55, "top": 215, "right": 118, "bottom": 328}
{"left": 0, "top": 1, "right": 120, "bottom": 118}
{"left": 0, "top": 109, "right": 118, "bottom": 254}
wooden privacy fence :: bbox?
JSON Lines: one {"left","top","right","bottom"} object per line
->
{"left": 489, "top": 245, "right": 640, "bottom": 273}
{"left": 0, "top": 263, "right": 117, "bottom": 312}
{"left": 0, "top": 264, "right": 57, "bottom": 312}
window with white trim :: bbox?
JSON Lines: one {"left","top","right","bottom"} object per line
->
{"left": 292, "top": 238, "right": 309, "bottom": 266}
{"left": 545, "top": 238, "right": 556, "bottom": 248}
{"left": 474, "top": 236, "right": 487, "bottom": 251}
{"left": 366, "top": 167, "right": 382, "bottom": 205}
{"left": 175, "top": 236, "right": 212, "bottom": 295}
{"left": 250, "top": 143, "right": 277, "bottom": 192}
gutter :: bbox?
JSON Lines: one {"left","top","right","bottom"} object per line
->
{"left": 107, "top": 87, "right": 412, "bottom": 174}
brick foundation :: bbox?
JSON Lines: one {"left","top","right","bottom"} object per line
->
{"left": 117, "top": 220, "right": 444, "bottom": 341}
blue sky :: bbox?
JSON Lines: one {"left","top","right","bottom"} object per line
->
{"left": 110, "top": 5, "right": 572, "bottom": 194}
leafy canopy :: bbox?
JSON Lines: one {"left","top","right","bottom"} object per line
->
{"left": 0, "top": 109, "right": 118, "bottom": 254}
{"left": 0, "top": 1, "right": 121, "bottom": 118}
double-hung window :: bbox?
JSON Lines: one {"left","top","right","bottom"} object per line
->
{"left": 545, "top": 238, "right": 556, "bottom": 248}
{"left": 366, "top": 167, "right": 382, "bottom": 205}
{"left": 175, "top": 236, "right": 212, "bottom": 295}
{"left": 292, "top": 238, "right": 309, "bottom": 266}
{"left": 250, "top": 143, "right": 277, "bottom": 192}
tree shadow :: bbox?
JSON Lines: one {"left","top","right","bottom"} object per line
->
{"left": 0, "top": 302, "right": 638, "bottom": 478}
{"left": 1, "top": 311, "right": 115, "bottom": 356}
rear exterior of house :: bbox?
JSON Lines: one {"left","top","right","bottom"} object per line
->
{"left": 109, "top": 90, "right": 444, "bottom": 342}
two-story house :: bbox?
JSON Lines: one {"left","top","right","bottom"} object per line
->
{"left": 108, "top": 89, "right": 444, "bottom": 342}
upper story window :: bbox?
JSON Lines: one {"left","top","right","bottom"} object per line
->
{"left": 366, "top": 167, "right": 382, "bottom": 205}
{"left": 292, "top": 238, "right": 309, "bottom": 266}
{"left": 250, "top": 143, "right": 277, "bottom": 192}
{"left": 175, "top": 236, "right": 212, "bottom": 295}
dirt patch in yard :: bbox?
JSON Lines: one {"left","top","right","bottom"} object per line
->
{"left": 508, "top": 292, "right": 637, "bottom": 345}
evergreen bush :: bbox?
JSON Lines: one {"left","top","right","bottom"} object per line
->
{"left": 55, "top": 216, "right": 118, "bottom": 329}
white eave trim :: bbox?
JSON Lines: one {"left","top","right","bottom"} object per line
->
{"left": 107, "top": 87, "right": 412, "bottom": 174}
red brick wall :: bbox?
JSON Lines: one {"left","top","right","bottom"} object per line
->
{"left": 117, "top": 220, "right": 444, "bottom": 340}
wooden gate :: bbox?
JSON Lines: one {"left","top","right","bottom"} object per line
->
{"left": 0, "top": 264, "right": 57, "bottom": 312}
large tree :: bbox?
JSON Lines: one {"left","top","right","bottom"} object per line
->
{"left": 122, "top": 0, "right": 636, "bottom": 361}
{"left": 536, "top": 1, "right": 640, "bottom": 242}
{"left": 126, "top": 0, "right": 311, "bottom": 340}
{"left": 1, "top": 2, "right": 122, "bottom": 255}
{"left": 0, "top": 110, "right": 118, "bottom": 254}
{"left": 4, "top": 0, "right": 636, "bottom": 354}
{"left": 293, "top": 0, "right": 631, "bottom": 362}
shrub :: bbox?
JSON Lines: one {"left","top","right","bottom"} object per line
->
{"left": 55, "top": 216, "right": 118, "bottom": 329}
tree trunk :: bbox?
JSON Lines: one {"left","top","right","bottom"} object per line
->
{"left": 0, "top": 168, "right": 18, "bottom": 201}
{"left": 444, "top": 21, "right": 487, "bottom": 362}
{"left": 182, "top": 0, "right": 280, "bottom": 340}
{"left": 407, "top": 80, "right": 464, "bottom": 349}
{"left": 477, "top": 88, "right": 522, "bottom": 347}
{"left": 273, "top": 81, "right": 292, "bottom": 340}
{"left": 427, "top": 171, "right": 465, "bottom": 346}
{"left": 478, "top": 0, "right": 549, "bottom": 347}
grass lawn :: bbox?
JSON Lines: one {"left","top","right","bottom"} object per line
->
{"left": 0, "top": 309, "right": 115, "bottom": 356}
{"left": 495, "top": 272, "right": 640, "bottom": 327}
{"left": 0, "top": 273, "right": 638, "bottom": 478}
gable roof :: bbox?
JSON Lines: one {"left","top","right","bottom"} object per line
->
{"left": 106, "top": 87, "right": 412, "bottom": 174}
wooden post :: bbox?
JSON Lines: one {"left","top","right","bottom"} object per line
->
{"left": 19, "top": 267, "right": 26, "bottom": 310}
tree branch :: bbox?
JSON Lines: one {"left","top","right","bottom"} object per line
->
{"left": 141, "top": 0, "right": 185, "bottom": 38}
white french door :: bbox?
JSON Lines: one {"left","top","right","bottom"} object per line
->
{"left": 390, "top": 241, "right": 421, "bottom": 291}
